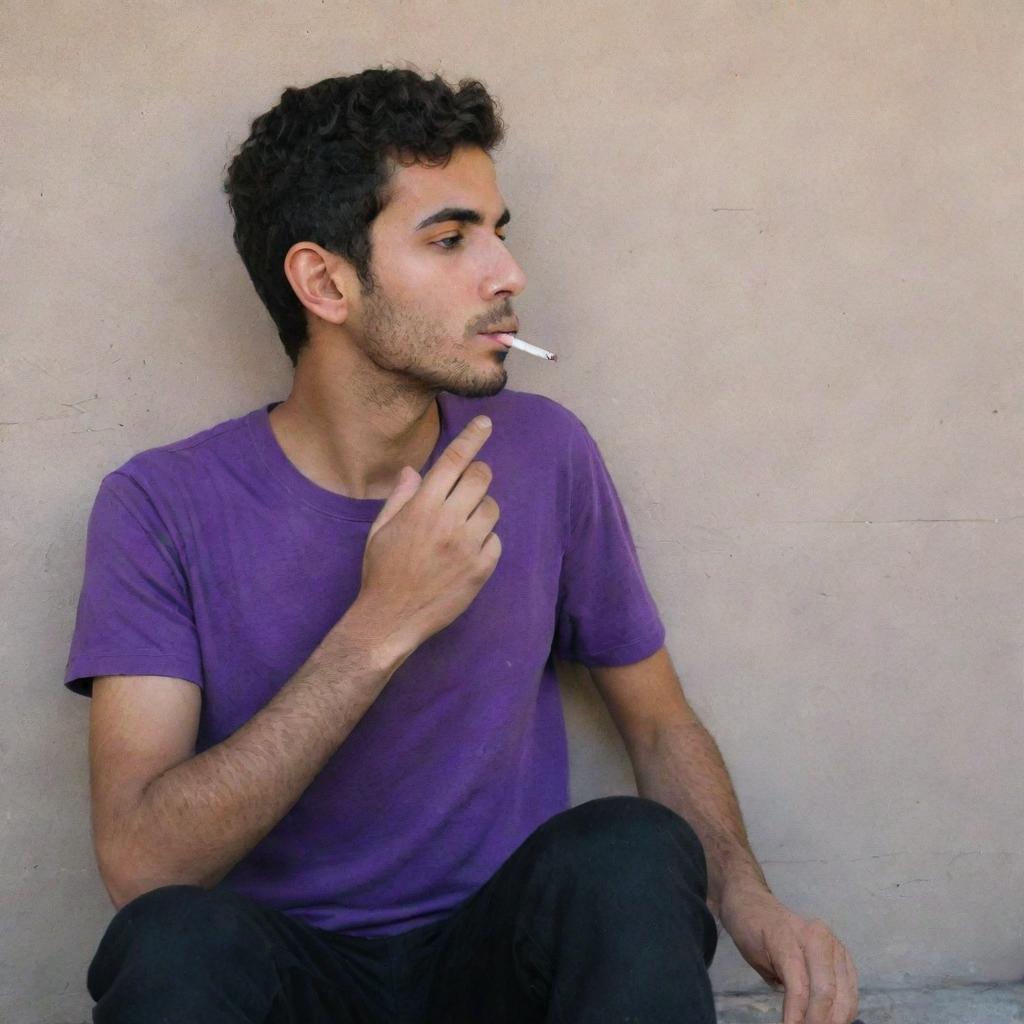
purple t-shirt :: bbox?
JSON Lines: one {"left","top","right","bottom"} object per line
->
{"left": 64, "top": 387, "right": 665, "bottom": 936}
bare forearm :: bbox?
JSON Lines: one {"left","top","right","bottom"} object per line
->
{"left": 106, "top": 603, "right": 412, "bottom": 906}
{"left": 631, "top": 718, "right": 769, "bottom": 918}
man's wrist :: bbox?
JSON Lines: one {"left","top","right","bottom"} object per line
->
{"left": 335, "top": 597, "right": 420, "bottom": 675}
{"left": 718, "top": 870, "right": 777, "bottom": 929}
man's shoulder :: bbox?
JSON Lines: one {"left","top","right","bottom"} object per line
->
{"left": 97, "top": 405, "right": 259, "bottom": 512}
{"left": 115, "top": 405, "right": 256, "bottom": 474}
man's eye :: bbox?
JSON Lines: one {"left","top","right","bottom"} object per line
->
{"left": 434, "top": 234, "right": 510, "bottom": 250}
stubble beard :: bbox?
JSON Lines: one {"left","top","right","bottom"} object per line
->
{"left": 357, "top": 280, "right": 509, "bottom": 400}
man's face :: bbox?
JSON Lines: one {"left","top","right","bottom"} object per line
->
{"left": 349, "top": 144, "right": 527, "bottom": 398}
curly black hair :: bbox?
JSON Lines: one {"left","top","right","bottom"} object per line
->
{"left": 222, "top": 65, "right": 506, "bottom": 367}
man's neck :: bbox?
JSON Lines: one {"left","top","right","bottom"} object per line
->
{"left": 268, "top": 348, "right": 441, "bottom": 501}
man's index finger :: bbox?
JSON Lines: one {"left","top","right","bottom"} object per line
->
{"left": 418, "top": 416, "right": 492, "bottom": 503}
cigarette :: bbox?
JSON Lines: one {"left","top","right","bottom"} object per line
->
{"left": 509, "top": 336, "right": 558, "bottom": 361}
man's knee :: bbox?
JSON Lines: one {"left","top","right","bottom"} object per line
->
{"left": 89, "top": 884, "right": 265, "bottom": 995}
{"left": 113, "top": 884, "right": 254, "bottom": 943}
{"left": 522, "top": 797, "right": 718, "bottom": 969}
{"left": 544, "top": 796, "right": 709, "bottom": 892}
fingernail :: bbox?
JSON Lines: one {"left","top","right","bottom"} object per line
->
{"left": 475, "top": 416, "right": 492, "bottom": 429}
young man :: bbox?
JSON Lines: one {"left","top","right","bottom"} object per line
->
{"left": 65, "top": 67, "right": 859, "bottom": 1023}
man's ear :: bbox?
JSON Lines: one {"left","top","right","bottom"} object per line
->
{"left": 283, "top": 241, "right": 354, "bottom": 327}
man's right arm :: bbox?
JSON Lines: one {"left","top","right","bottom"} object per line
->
{"left": 90, "top": 414, "right": 501, "bottom": 910}
{"left": 91, "top": 601, "right": 412, "bottom": 910}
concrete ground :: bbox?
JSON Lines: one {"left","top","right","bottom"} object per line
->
{"left": 51, "top": 978, "right": 1024, "bottom": 1019}
{"left": 716, "top": 982, "right": 1024, "bottom": 1023}
{"left": 52, "top": 982, "right": 1024, "bottom": 1023}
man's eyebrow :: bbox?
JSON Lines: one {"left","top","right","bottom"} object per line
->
{"left": 415, "top": 206, "right": 511, "bottom": 231}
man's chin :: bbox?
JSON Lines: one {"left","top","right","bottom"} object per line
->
{"left": 443, "top": 368, "right": 508, "bottom": 400}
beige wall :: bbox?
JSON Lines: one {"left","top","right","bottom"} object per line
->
{"left": 3, "top": 1, "right": 1022, "bottom": 1019}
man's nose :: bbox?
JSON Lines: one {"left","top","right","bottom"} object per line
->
{"left": 484, "top": 248, "right": 527, "bottom": 299}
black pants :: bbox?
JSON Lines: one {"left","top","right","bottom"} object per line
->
{"left": 86, "top": 796, "right": 719, "bottom": 1022}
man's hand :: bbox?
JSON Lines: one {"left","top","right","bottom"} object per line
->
{"left": 720, "top": 885, "right": 859, "bottom": 1024}
{"left": 357, "top": 415, "right": 502, "bottom": 653}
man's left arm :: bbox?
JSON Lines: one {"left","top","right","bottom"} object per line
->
{"left": 589, "top": 644, "right": 860, "bottom": 1024}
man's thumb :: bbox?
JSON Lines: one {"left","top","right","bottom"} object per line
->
{"left": 368, "top": 466, "right": 421, "bottom": 539}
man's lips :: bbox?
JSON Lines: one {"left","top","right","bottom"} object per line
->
{"left": 477, "top": 332, "right": 516, "bottom": 348}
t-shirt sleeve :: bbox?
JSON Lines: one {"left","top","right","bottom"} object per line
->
{"left": 552, "top": 416, "right": 666, "bottom": 667}
{"left": 63, "top": 470, "right": 204, "bottom": 697}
